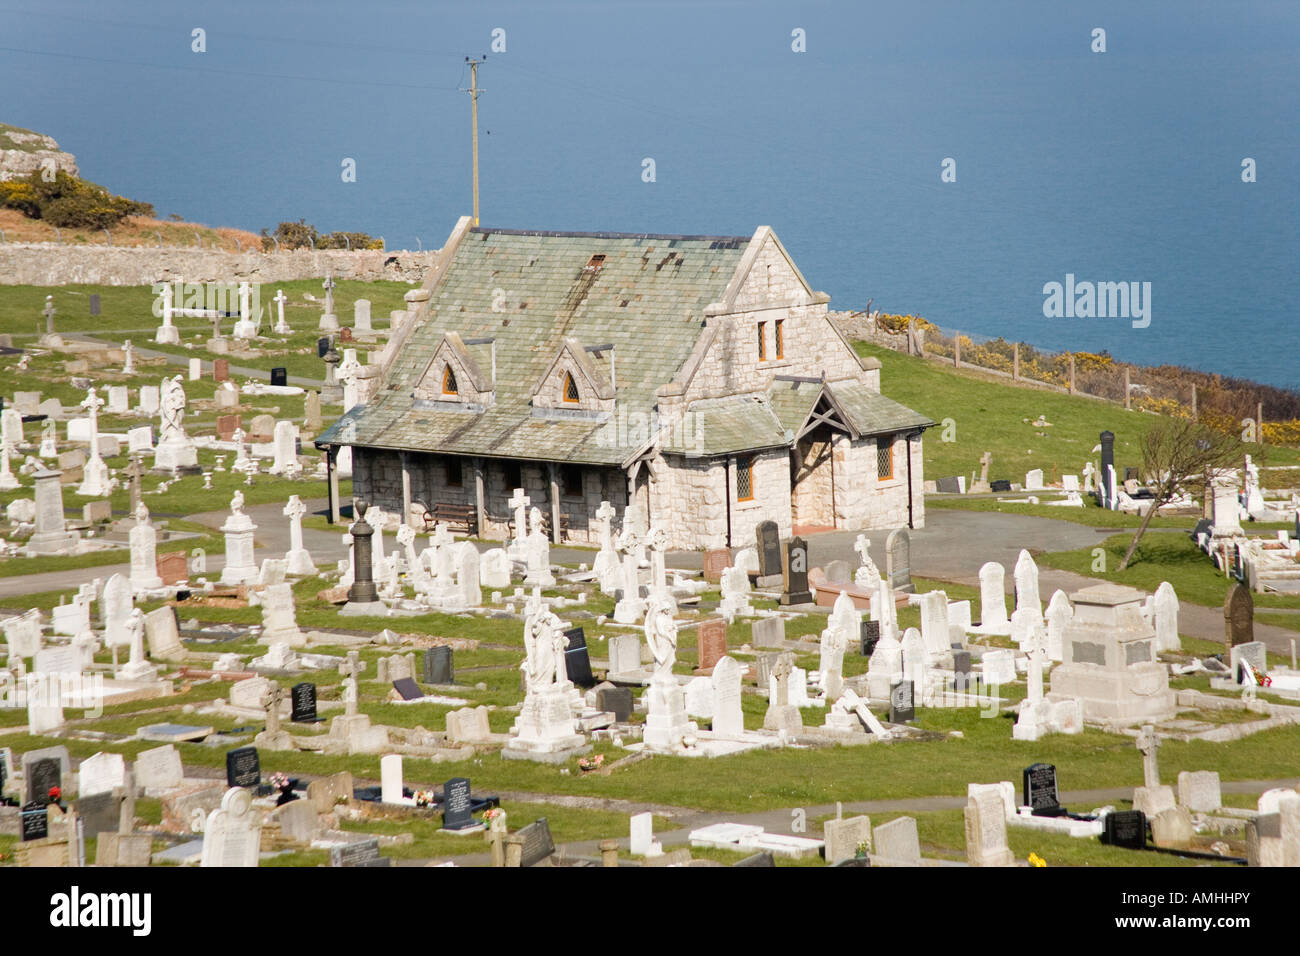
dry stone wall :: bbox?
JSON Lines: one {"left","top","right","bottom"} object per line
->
{"left": 0, "top": 244, "right": 435, "bottom": 286}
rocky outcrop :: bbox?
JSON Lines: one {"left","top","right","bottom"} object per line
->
{"left": 0, "top": 124, "right": 79, "bottom": 181}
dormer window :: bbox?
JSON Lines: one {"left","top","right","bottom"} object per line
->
{"left": 563, "top": 372, "right": 581, "bottom": 403}
{"left": 442, "top": 366, "right": 459, "bottom": 396}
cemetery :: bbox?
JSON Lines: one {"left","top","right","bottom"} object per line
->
{"left": 0, "top": 242, "right": 1296, "bottom": 876}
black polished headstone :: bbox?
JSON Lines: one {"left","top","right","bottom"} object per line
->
{"left": 755, "top": 521, "right": 781, "bottom": 578}
{"left": 596, "top": 686, "right": 633, "bottom": 722}
{"left": 563, "top": 627, "right": 596, "bottom": 688}
{"left": 21, "top": 801, "right": 48, "bottom": 842}
{"left": 26, "top": 757, "right": 61, "bottom": 806}
{"left": 517, "top": 817, "right": 556, "bottom": 867}
{"left": 424, "top": 646, "right": 453, "bottom": 685}
{"left": 860, "top": 620, "right": 880, "bottom": 656}
{"left": 953, "top": 650, "right": 972, "bottom": 692}
{"left": 780, "top": 536, "right": 812, "bottom": 606}
{"left": 888, "top": 680, "right": 915, "bottom": 723}
{"left": 393, "top": 677, "right": 423, "bottom": 701}
{"left": 1023, "top": 763, "right": 1062, "bottom": 816}
{"left": 441, "top": 777, "right": 474, "bottom": 830}
{"left": 291, "top": 682, "right": 318, "bottom": 722}
{"left": 990, "top": 479, "right": 1012, "bottom": 492}
{"left": 225, "top": 746, "right": 261, "bottom": 788}
{"left": 1101, "top": 809, "right": 1146, "bottom": 849}
{"left": 270, "top": 367, "right": 288, "bottom": 387}
{"left": 317, "top": 336, "right": 332, "bottom": 358}
{"left": 1099, "top": 430, "right": 1115, "bottom": 506}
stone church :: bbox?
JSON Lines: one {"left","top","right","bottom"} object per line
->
{"left": 318, "top": 216, "right": 933, "bottom": 550}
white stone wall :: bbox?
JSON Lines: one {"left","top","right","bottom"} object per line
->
{"left": 726, "top": 448, "right": 792, "bottom": 548}
{"left": 654, "top": 454, "right": 728, "bottom": 549}
{"left": 828, "top": 433, "right": 926, "bottom": 531}
{"left": 684, "top": 236, "right": 864, "bottom": 402}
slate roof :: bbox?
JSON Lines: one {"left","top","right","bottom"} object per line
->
{"left": 319, "top": 225, "right": 933, "bottom": 464}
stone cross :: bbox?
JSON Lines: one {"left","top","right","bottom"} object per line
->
{"left": 339, "top": 651, "right": 364, "bottom": 717}
{"left": 1136, "top": 724, "right": 1160, "bottom": 789}
{"left": 126, "top": 455, "right": 145, "bottom": 513}
{"left": 273, "top": 289, "right": 288, "bottom": 332}
{"left": 508, "top": 488, "right": 530, "bottom": 543}
{"left": 210, "top": 313, "right": 224, "bottom": 340}
{"left": 283, "top": 495, "right": 307, "bottom": 551}
{"left": 646, "top": 525, "right": 669, "bottom": 591}
{"left": 854, "top": 534, "right": 871, "bottom": 567}
{"left": 42, "top": 296, "right": 55, "bottom": 335}
{"left": 261, "top": 684, "right": 284, "bottom": 736}
{"left": 772, "top": 652, "right": 794, "bottom": 707}
{"left": 322, "top": 274, "right": 335, "bottom": 315}
{"left": 122, "top": 340, "right": 135, "bottom": 374}
{"left": 595, "top": 500, "right": 616, "bottom": 550}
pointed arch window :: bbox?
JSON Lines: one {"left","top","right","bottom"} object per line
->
{"left": 442, "top": 365, "right": 458, "bottom": 396}
{"left": 563, "top": 371, "right": 581, "bottom": 403}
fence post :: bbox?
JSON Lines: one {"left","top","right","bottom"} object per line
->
{"left": 1191, "top": 384, "right": 1197, "bottom": 421}
{"left": 1068, "top": 354, "right": 1076, "bottom": 394}
{"left": 1123, "top": 367, "right": 1131, "bottom": 410}
{"left": 953, "top": 331, "right": 960, "bottom": 368}
{"left": 1012, "top": 343, "right": 1020, "bottom": 381}
{"left": 1258, "top": 402, "right": 1265, "bottom": 447}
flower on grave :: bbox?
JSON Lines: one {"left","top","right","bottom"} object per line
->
{"left": 855, "top": 841, "right": 869, "bottom": 859}
{"left": 414, "top": 790, "right": 435, "bottom": 807}
{"left": 484, "top": 807, "right": 503, "bottom": 821}
{"left": 578, "top": 754, "right": 605, "bottom": 771}
{"left": 1028, "top": 853, "right": 1047, "bottom": 868}
{"left": 48, "top": 786, "right": 61, "bottom": 802}
{"left": 269, "top": 772, "right": 290, "bottom": 791}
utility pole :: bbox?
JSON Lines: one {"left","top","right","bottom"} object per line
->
{"left": 463, "top": 56, "right": 486, "bottom": 226}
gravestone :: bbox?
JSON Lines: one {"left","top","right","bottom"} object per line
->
{"left": 751, "top": 616, "right": 785, "bottom": 649}
{"left": 270, "top": 367, "right": 287, "bottom": 387}
{"left": 1230, "top": 641, "right": 1267, "bottom": 683}
{"left": 393, "top": 677, "right": 423, "bottom": 701}
{"left": 779, "top": 536, "right": 812, "bottom": 605}
{"left": 1099, "top": 431, "right": 1115, "bottom": 507}
{"left": 1101, "top": 809, "right": 1146, "bottom": 849}
{"left": 517, "top": 817, "right": 556, "bottom": 867}
{"left": 225, "top": 746, "right": 261, "bottom": 788}
{"left": 702, "top": 548, "right": 730, "bottom": 584}
{"left": 157, "top": 550, "right": 187, "bottom": 585}
{"left": 1224, "top": 583, "right": 1254, "bottom": 651}
{"left": 424, "top": 646, "right": 454, "bottom": 685}
{"left": 888, "top": 680, "right": 914, "bottom": 724}
{"left": 79, "top": 751, "right": 126, "bottom": 797}
{"left": 873, "top": 816, "right": 921, "bottom": 865}
{"left": 213, "top": 359, "right": 229, "bottom": 382}
{"left": 330, "top": 838, "right": 390, "bottom": 868}
{"left": 200, "top": 787, "right": 262, "bottom": 868}
{"left": 1023, "top": 763, "right": 1061, "bottom": 816}
{"left": 563, "top": 627, "right": 596, "bottom": 688}
{"left": 989, "top": 479, "right": 1012, "bottom": 492}
{"left": 860, "top": 619, "right": 880, "bottom": 656}
{"left": 291, "top": 682, "right": 318, "bottom": 722}
{"left": 89, "top": 294, "right": 100, "bottom": 315}
{"left": 21, "top": 802, "right": 49, "bottom": 841}
{"left": 596, "top": 686, "right": 633, "bottom": 722}
{"left": 25, "top": 756, "right": 62, "bottom": 806}
{"left": 755, "top": 521, "right": 782, "bottom": 581}
{"left": 441, "top": 777, "right": 474, "bottom": 830}
{"left": 1177, "top": 771, "right": 1222, "bottom": 813}
{"left": 76, "top": 790, "right": 124, "bottom": 839}
{"left": 317, "top": 336, "right": 331, "bottom": 358}
{"left": 824, "top": 559, "right": 852, "bottom": 584}
{"left": 696, "top": 618, "right": 727, "bottom": 670}
{"left": 952, "top": 650, "right": 972, "bottom": 690}
{"left": 607, "top": 633, "right": 641, "bottom": 675}
{"left": 885, "top": 528, "right": 913, "bottom": 592}
{"left": 936, "top": 475, "right": 962, "bottom": 494}
{"left": 135, "top": 744, "right": 183, "bottom": 790}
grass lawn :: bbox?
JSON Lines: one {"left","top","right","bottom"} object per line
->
{"left": 927, "top": 494, "right": 1292, "bottom": 534}
{"left": 852, "top": 342, "right": 1300, "bottom": 483}
{"left": 1039, "top": 531, "right": 1300, "bottom": 611}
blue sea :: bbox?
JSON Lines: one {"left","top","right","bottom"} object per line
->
{"left": 4, "top": 0, "right": 1297, "bottom": 387}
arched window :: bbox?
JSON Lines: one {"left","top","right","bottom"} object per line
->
{"left": 563, "top": 371, "right": 580, "bottom": 403}
{"left": 442, "top": 365, "right": 458, "bottom": 396}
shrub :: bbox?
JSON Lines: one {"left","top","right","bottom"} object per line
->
{"left": 0, "top": 171, "right": 152, "bottom": 228}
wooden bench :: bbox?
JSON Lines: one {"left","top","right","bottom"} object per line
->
{"left": 414, "top": 500, "right": 479, "bottom": 536}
